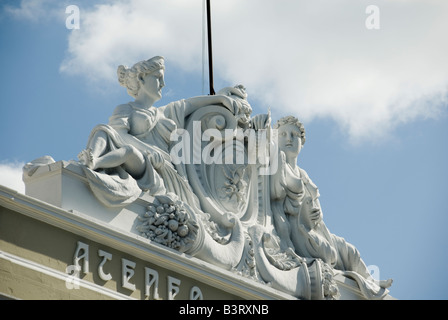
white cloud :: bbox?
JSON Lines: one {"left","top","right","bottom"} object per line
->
{"left": 60, "top": 0, "right": 204, "bottom": 83}
{"left": 3, "top": 0, "right": 65, "bottom": 23}
{"left": 0, "top": 162, "right": 25, "bottom": 194}
{"left": 51, "top": 0, "right": 448, "bottom": 142}
{"left": 4, "top": 0, "right": 48, "bottom": 21}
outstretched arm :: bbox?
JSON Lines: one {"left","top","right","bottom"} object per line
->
{"left": 184, "top": 94, "right": 237, "bottom": 116}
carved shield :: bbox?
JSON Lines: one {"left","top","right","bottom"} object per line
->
{"left": 182, "top": 106, "right": 255, "bottom": 223}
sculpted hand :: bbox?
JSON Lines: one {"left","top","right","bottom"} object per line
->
{"left": 309, "top": 209, "right": 323, "bottom": 226}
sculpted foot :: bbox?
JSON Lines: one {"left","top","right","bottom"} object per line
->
{"left": 78, "top": 148, "right": 95, "bottom": 169}
{"left": 379, "top": 278, "right": 393, "bottom": 288}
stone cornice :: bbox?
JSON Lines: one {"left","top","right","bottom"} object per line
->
{"left": 0, "top": 185, "right": 296, "bottom": 300}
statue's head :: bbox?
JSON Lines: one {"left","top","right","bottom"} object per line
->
{"left": 117, "top": 56, "right": 165, "bottom": 100}
{"left": 274, "top": 115, "right": 306, "bottom": 157}
{"left": 299, "top": 192, "right": 322, "bottom": 231}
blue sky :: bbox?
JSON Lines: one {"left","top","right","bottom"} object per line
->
{"left": 1, "top": 0, "right": 448, "bottom": 300}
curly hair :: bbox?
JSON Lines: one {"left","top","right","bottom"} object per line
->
{"left": 117, "top": 56, "right": 165, "bottom": 98}
{"left": 273, "top": 115, "right": 306, "bottom": 145}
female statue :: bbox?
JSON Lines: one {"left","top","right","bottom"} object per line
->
{"left": 78, "top": 56, "right": 238, "bottom": 207}
{"left": 270, "top": 115, "right": 392, "bottom": 299}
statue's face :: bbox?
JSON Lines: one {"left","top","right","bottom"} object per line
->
{"left": 139, "top": 69, "right": 165, "bottom": 102}
{"left": 300, "top": 194, "right": 322, "bottom": 230}
{"left": 277, "top": 124, "right": 302, "bottom": 157}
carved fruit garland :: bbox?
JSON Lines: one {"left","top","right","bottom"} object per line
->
{"left": 137, "top": 195, "right": 199, "bottom": 253}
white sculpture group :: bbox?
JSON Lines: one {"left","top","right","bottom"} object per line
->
{"left": 76, "top": 56, "right": 392, "bottom": 300}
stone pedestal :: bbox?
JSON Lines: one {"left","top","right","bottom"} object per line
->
{"left": 23, "top": 160, "right": 151, "bottom": 235}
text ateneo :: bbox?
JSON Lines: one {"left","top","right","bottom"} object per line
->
{"left": 68, "top": 241, "right": 204, "bottom": 300}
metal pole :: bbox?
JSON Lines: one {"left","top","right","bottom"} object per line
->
{"left": 206, "top": 0, "right": 215, "bottom": 95}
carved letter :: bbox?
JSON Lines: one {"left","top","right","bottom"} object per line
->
{"left": 144, "top": 267, "right": 160, "bottom": 299}
{"left": 167, "top": 276, "right": 181, "bottom": 300}
{"left": 73, "top": 241, "right": 89, "bottom": 274}
{"left": 98, "top": 250, "right": 112, "bottom": 281}
{"left": 121, "top": 258, "right": 136, "bottom": 291}
{"left": 190, "top": 286, "right": 203, "bottom": 300}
